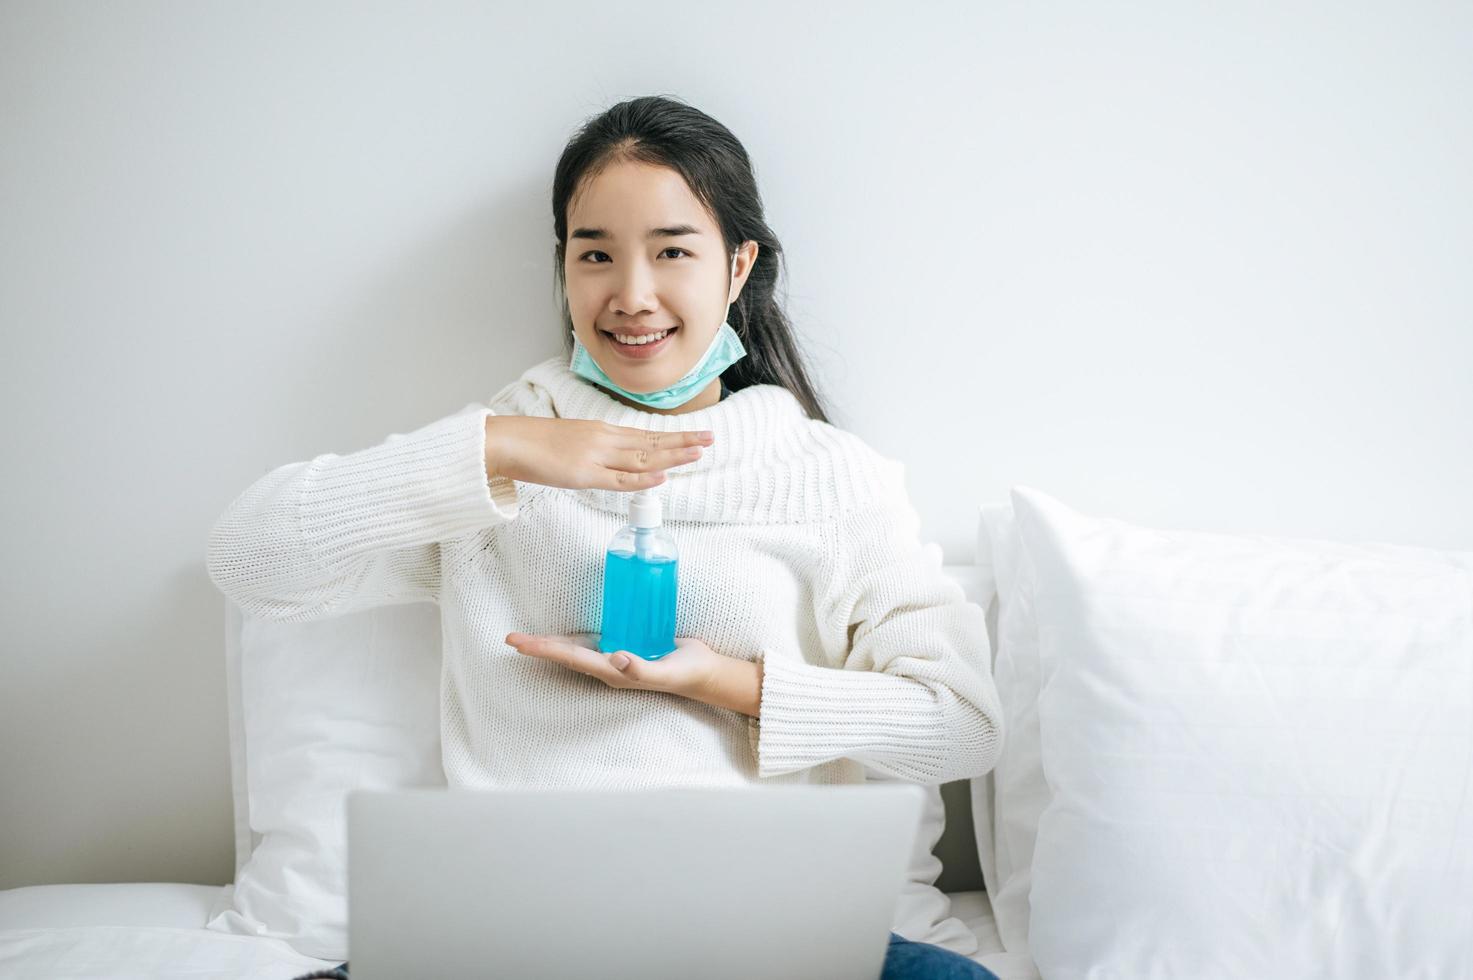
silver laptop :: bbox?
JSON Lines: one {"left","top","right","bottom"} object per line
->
{"left": 346, "top": 784, "right": 925, "bottom": 980}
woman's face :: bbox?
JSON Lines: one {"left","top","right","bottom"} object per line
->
{"left": 563, "top": 159, "right": 757, "bottom": 406}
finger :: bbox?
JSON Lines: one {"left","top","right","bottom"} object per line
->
{"left": 507, "top": 633, "right": 575, "bottom": 666}
{"left": 600, "top": 466, "right": 667, "bottom": 491}
{"left": 608, "top": 651, "right": 652, "bottom": 688}
{"left": 510, "top": 634, "right": 624, "bottom": 683}
{"left": 616, "top": 442, "right": 706, "bottom": 473}
{"left": 608, "top": 424, "right": 715, "bottom": 450}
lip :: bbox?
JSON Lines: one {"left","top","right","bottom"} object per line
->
{"left": 601, "top": 326, "right": 678, "bottom": 359}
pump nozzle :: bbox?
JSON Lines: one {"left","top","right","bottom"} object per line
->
{"left": 630, "top": 488, "right": 662, "bottom": 528}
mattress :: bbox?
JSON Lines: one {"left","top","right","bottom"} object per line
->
{"left": 0, "top": 883, "right": 1039, "bottom": 979}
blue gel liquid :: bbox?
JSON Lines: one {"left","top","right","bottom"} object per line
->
{"left": 597, "top": 548, "right": 677, "bottom": 660}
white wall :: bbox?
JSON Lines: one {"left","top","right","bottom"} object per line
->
{"left": 1, "top": 1, "right": 1468, "bottom": 888}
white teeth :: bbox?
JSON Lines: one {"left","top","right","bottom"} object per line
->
{"left": 611, "top": 329, "right": 671, "bottom": 346}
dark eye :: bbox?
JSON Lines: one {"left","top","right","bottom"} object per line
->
{"left": 578, "top": 248, "right": 688, "bottom": 263}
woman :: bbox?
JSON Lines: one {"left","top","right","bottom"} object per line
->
{"left": 212, "top": 94, "right": 1003, "bottom": 980}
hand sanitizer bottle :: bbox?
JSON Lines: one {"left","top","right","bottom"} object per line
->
{"left": 598, "top": 488, "right": 678, "bottom": 660}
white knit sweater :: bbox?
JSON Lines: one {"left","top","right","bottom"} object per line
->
{"left": 207, "top": 355, "right": 1004, "bottom": 792}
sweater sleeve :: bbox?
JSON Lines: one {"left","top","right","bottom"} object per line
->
{"left": 748, "top": 480, "right": 1005, "bottom": 785}
{"left": 206, "top": 403, "right": 521, "bottom": 622}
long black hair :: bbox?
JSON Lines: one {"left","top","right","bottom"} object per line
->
{"left": 551, "top": 94, "right": 832, "bottom": 424}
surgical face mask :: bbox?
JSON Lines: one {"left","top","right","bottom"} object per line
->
{"left": 568, "top": 251, "right": 748, "bottom": 410}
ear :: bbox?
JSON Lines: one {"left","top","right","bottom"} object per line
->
{"left": 728, "top": 240, "right": 759, "bottom": 304}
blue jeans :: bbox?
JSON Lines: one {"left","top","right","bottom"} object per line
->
{"left": 882, "top": 932, "right": 1001, "bottom": 979}
{"left": 294, "top": 938, "right": 1001, "bottom": 979}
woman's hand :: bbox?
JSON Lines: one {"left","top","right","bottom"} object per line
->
{"left": 485, "top": 416, "right": 713, "bottom": 492}
{"left": 504, "top": 632, "right": 726, "bottom": 699}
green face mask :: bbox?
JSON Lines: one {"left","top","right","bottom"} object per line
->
{"left": 569, "top": 318, "right": 747, "bottom": 410}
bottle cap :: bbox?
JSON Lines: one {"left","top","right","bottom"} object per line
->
{"left": 630, "top": 488, "right": 662, "bottom": 528}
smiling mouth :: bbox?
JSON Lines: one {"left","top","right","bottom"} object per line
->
{"left": 600, "top": 326, "right": 679, "bottom": 346}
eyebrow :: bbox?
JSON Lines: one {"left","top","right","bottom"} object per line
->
{"left": 570, "top": 223, "right": 704, "bottom": 241}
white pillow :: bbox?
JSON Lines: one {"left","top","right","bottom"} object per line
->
{"left": 207, "top": 599, "right": 445, "bottom": 960}
{"left": 212, "top": 568, "right": 988, "bottom": 960}
{"left": 1010, "top": 486, "right": 1473, "bottom": 977}
{"left": 972, "top": 503, "right": 1042, "bottom": 956}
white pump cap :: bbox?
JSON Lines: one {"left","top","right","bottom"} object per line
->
{"left": 629, "top": 488, "right": 662, "bottom": 528}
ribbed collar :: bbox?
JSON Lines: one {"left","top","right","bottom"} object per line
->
{"left": 486, "top": 356, "right": 901, "bottom": 525}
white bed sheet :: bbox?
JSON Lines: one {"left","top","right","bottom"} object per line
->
{"left": 0, "top": 926, "right": 340, "bottom": 980}
{"left": 0, "top": 883, "right": 225, "bottom": 931}
{"left": 950, "top": 890, "right": 1042, "bottom": 980}
{"left": 0, "top": 884, "right": 340, "bottom": 980}
{"left": 0, "top": 883, "right": 1038, "bottom": 979}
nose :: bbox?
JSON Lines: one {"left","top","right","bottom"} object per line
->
{"left": 609, "top": 258, "right": 659, "bottom": 316}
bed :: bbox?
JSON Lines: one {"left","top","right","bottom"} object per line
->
{"left": 0, "top": 546, "right": 1039, "bottom": 980}
{"left": 0, "top": 882, "right": 1037, "bottom": 979}
{"left": 4, "top": 489, "right": 1468, "bottom": 979}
